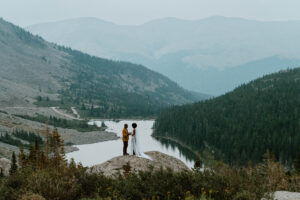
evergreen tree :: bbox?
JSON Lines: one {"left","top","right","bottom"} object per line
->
{"left": 101, "top": 121, "right": 107, "bottom": 128}
{"left": 80, "top": 103, "right": 86, "bottom": 110}
{"left": 49, "top": 128, "right": 66, "bottom": 169}
{"left": 45, "top": 125, "right": 50, "bottom": 159}
{"left": 9, "top": 152, "right": 18, "bottom": 175}
{"left": 17, "top": 127, "right": 67, "bottom": 171}
{"left": 0, "top": 167, "right": 3, "bottom": 177}
{"left": 193, "top": 159, "right": 202, "bottom": 172}
{"left": 37, "top": 96, "right": 42, "bottom": 102}
{"left": 18, "top": 145, "right": 26, "bottom": 168}
{"left": 294, "top": 149, "right": 300, "bottom": 173}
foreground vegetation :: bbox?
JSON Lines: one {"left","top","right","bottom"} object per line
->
{"left": 154, "top": 68, "right": 300, "bottom": 166}
{"left": 1, "top": 129, "right": 300, "bottom": 200}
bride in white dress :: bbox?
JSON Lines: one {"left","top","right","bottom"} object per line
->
{"left": 131, "top": 123, "right": 151, "bottom": 160}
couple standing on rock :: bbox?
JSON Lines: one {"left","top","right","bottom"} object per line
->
{"left": 122, "top": 123, "right": 151, "bottom": 159}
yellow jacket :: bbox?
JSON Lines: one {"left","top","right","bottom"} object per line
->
{"left": 122, "top": 128, "right": 129, "bottom": 142}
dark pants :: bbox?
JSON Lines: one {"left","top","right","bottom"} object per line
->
{"left": 123, "top": 141, "right": 128, "bottom": 155}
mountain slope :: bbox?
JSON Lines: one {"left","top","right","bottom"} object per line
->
{"left": 153, "top": 68, "right": 300, "bottom": 166}
{"left": 27, "top": 16, "right": 300, "bottom": 95}
{"left": 0, "top": 18, "right": 199, "bottom": 118}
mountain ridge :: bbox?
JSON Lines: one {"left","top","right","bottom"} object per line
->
{"left": 27, "top": 16, "right": 300, "bottom": 95}
{"left": 0, "top": 18, "right": 201, "bottom": 117}
{"left": 27, "top": 16, "right": 300, "bottom": 28}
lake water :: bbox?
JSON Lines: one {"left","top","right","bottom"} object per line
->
{"left": 66, "top": 120, "right": 197, "bottom": 168}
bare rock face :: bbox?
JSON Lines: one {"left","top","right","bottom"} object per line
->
{"left": 262, "top": 191, "right": 300, "bottom": 200}
{"left": 272, "top": 191, "right": 300, "bottom": 200}
{"left": 0, "top": 157, "right": 11, "bottom": 176}
{"left": 90, "top": 151, "right": 190, "bottom": 176}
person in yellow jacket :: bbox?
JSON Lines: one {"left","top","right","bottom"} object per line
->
{"left": 122, "top": 124, "right": 131, "bottom": 155}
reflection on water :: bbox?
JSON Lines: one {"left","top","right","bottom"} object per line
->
{"left": 152, "top": 136, "right": 199, "bottom": 164}
{"left": 66, "top": 120, "right": 198, "bottom": 168}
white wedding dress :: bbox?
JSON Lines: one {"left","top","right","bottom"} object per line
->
{"left": 131, "top": 128, "right": 152, "bottom": 160}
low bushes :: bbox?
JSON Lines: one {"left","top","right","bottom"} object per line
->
{"left": 0, "top": 129, "right": 299, "bottom": 200}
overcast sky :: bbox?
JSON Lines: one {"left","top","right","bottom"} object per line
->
{"left": 1, "top": 0, "right": 300, "bottom": 27}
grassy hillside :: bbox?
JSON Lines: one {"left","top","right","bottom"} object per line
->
{"left": 153, "top": 68, "right": 300, "bottom": 166}
{"left": 0, "top": 18, "right": 200, "bottom": 118}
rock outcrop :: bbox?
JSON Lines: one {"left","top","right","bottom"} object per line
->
{"left": 271, "top": 191, "right": 300, "bottom": 200}
{"left": 262, "top": 191, "right": 300, "bottom": 200}
{"left": 90, "top": 151, "right": 190, "bottom": 176}
{"left": 0, "top": 157, "right": 11, "bottom": 176}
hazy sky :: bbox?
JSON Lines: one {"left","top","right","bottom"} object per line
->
{"left": 1, "top": 0, "right": 300, "bottom": 27}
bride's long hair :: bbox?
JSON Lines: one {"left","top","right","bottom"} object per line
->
{"left": 131, "top": 122, "right": 151, "bottom": 159}
{"left": 132, "top": 123, "right": 137, "bottom": 129}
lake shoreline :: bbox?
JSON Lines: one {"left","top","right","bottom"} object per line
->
{"left": 152, "top": 135, "right": 201, "bottom": 159}
{"left": 0, "top": 111, "right": 120, "bottom": 158}
{"left": 66, "top": 120, "right": 196, "bottom": 168}
{"left": 89, "top": 118, "right": 156, "bottom": 122}
{"left": 65, "top": 119, "right": 152, "bottom": 153}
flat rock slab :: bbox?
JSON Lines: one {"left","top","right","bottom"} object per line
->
{"left": 90, "top": 151, "right": 190, "bottom": 176}
{"left": 0, "top": 157, "right": 11, "bottom": 176}
{"left": 273, "top": 191, "right": 300, "bottom": 200}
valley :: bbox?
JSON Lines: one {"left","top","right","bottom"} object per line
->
{"left": 1, "top": 8, "right": 300, "bottom": 199}
{"left": 0, "top": 18, "right": 202, "bottom": 161}
{"left": 1, "top": 16, "right": 300, "bottom": 169}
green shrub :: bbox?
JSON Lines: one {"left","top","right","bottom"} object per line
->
{"left": 1, "top": 128, "right": 299, "bottom": 200}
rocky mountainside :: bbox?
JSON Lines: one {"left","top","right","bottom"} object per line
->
{"left": 27, "top": 16, "right": 300, "bottom": 95}
{"left": 89, "top": 151, "right": 189, "bottom": 176}
{"left": 0, "top": 19, "right": 66, "bottom": 107}
{"left": 0, "top": 18, "right": 201, "bottom": 118}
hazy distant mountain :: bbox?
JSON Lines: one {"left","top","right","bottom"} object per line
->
{"left": 27, "top": 16, "right": 300, "bottom": 95}
{"left": 0, "top": 18, "right": 201, "bottom": 117}
{"left": 183, "top": 55, "right": 300, "bottom": 95}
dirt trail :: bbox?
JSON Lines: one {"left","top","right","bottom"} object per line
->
{"left": 51, "top": 107, "right": 81, "bottom": 120}
{"left": 71, "top": 107, "right": 80, "bottom": 119}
